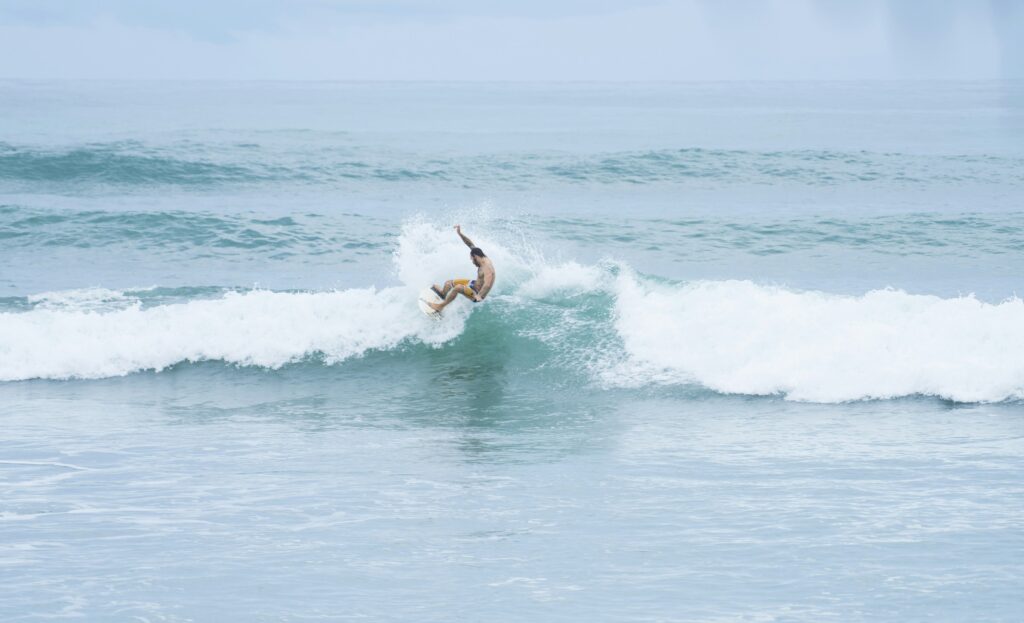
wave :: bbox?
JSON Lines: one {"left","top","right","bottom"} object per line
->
{"left": 6, "top": 205, "right": 1024, "bottom": 262}
{"left": 0, "top": 141, "right": 255, "bottom": 186}
{"left": 2, "top": 220, "right": 1023, "bottom": 403}
{"left": 0, "top": 205, "right": 390, "bottom": 256}
{"left": 3, "top": 141, "right": 1021, "bottom": 190}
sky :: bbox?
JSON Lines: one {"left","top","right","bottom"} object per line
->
{"left": 0, "top": 0, "right": 1021, "bottom": 80}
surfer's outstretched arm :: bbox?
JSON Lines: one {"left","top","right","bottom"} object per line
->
{"left": 455, "top": 224, "right": 475, "bottom": 248}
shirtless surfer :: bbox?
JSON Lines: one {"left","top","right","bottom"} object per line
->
{"left": 428, "top": 225, "right": 495, "bottom": 312}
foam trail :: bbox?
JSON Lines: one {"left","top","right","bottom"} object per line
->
{"left": 611, "top": 274, "right": 1024, "bottom": 403}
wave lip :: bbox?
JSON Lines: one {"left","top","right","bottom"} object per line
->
{"left": 611, "top": 276, "right": 1024, "bottom": 403}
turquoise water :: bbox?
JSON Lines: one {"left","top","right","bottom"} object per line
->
{"left": 2, "top": 81, "right": 1023, "bottom": 621}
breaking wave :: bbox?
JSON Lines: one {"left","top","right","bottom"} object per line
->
{"left": 2, "top": 220, "right": 1024, "bottom": 404}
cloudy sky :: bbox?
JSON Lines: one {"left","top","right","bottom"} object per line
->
{"left": 0, "top": 0, "right": 1020, "bottom": 80}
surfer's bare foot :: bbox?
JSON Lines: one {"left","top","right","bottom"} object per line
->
{"left": 427, "top": 301, "right": 443, "bottom": 312}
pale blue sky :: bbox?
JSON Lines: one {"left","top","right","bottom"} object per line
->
{"left": 0, "top": 0, "right": 1020, "bottom": 80}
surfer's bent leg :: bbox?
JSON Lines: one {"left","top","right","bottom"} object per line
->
{"left": 432, "top": 280, "right": 454, "bottom": 298}
{"left": 429, "top": 283, "right": 469, "bottom": 311}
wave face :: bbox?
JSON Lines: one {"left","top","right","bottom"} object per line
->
{"left": 3, "top": 220, "right": 1023, "bottom": 403}
{"left": 3, "top": 141, "right": 1022, "bottom": 191}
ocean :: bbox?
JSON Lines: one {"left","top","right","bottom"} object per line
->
{"left": 2, "top": 81, "right": 1023, "bottom": 621}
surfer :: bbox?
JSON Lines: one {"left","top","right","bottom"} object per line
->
{"left": 428, "top": 225, "right": 495, "bottom": 312}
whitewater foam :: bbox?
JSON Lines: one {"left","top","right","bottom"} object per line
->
{"left": 610, "top": 274, "right": 1024, "bottom": 403}
{"left": 0, "top": 287, "right": 467, "bottom": 381}
{"left": 26, "top": 287, "right": 145, "bottom": 312}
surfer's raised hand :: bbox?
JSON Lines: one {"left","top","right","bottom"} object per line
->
{"left": 455, "top": 225, "right": 475, "bottom": 248}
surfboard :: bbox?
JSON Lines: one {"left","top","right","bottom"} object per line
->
{"left": 418, "top": 287, "right": 442, "bottom": 320}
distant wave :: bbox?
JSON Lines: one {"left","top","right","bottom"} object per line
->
{"left": 2, "top": 220, "right": 1023, "bottom": 403}
{"left": 2, "top": 141, "right": 1021, "bottom": 190}
{"left": 0, "top": 205, "right": 391, "bottom": 256}
{"left": 5, "top": 205, "right": 1024, "bottom": 263}
{"left": 0, "top": 141, "right": 255, "bottom": 186}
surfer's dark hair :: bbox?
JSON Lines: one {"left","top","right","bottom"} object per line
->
{"left": 470, "top": 247, "right": 486, "bottom": 258}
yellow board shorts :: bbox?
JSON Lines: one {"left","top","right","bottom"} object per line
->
{"left": 452, "top": 279, "right": 479, "bottom": 300}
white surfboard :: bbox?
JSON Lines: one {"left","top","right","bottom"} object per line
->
{"left": 418, "top": 287, "right": 442, "bottom": 320}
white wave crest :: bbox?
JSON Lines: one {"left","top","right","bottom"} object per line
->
{"left": 0, "top": 287, "right": 464, "bottom": 381}
{"left": 610, "top": 274, "right": 1024, "bottom": 402}
{"left": 27, "top": 287, "right": 140, "bottom": 311}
